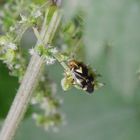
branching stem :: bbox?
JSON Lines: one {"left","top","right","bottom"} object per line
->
{"left": 0, "top": 9, "right": 61, "bottom": 140}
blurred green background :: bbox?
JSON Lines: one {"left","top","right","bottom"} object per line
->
{"left": 1, "top": 0, "right": 140, "bottom": 140}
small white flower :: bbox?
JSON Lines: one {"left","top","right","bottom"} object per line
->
{"left": 50, "top": 48, "right": 58, "bottom": 54}
{"left": 19, "top": 14, "right": 27, "bottom": 23}
{"left": 29, "top": 48, "right": 36, "bottom": 55}
{"left": 45, "top": 56, "right": 56, "bottom": 65}
{"left": 7, "top": 43, "right": 17, "bottom": 50}
{"left": 33, "top": 10, "right": 42, "bottom": 18}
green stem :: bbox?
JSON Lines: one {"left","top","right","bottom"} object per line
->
{"left": 54, "top": 53, "right": 69, "bottom": 70}
{"left": 0, "top": 9, "right": 61, "bottom": 140}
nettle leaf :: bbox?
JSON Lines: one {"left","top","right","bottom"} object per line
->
{"left": 84, "top": 0, "right": 140, "bottom": 99}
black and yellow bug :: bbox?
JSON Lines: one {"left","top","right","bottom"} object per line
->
{"left": 68, "top": 60, "right": 97, "bottom": 93}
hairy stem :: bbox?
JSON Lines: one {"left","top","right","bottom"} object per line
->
{"left": 0, "top": 9, "right": 61, "bottom": 140}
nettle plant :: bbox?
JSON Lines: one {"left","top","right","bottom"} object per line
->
{"left": 0, "top": 0, "right": 103, "bottom": 140}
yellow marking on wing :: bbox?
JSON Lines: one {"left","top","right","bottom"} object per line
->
{"left": 75, "top": 67, "right": 83, "bottom": 73}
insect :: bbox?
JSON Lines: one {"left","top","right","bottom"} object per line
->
{"left": 67, "top": 60, "right": 97, "bottom": 93}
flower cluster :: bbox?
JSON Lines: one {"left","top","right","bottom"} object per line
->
{"left": 0, "top": 36, "right": 26, "bottom": 81}
{"left": 31, "top": 74, "right": 64, "bottom": 131}
{"left": 29, "top": 45, "right": 58, "bottom": 65}
{"left": 0, "top": 2, "right": 43, "bottom": 80}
